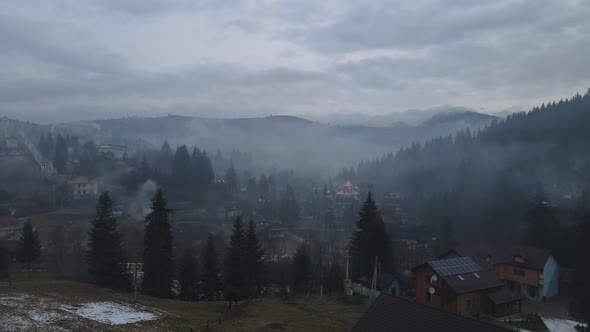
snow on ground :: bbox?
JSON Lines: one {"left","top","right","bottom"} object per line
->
{"left": 0, "top": 293, "right": 160, "bottom": 331}
{"left": 60, "top": 301, "right": 160, "bottom": 325}
{"left": 542, "top": 317, "right": 588, "bottom": 332}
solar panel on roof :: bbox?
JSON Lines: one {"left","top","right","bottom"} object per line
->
{"left": 428, "top": 257, "right": 481, "bottom": 276}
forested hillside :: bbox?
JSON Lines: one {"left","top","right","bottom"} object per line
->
{"left": 353, "top": 89, "right": 590, "bottom": 244}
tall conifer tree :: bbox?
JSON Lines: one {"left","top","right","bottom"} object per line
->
{"left": 178, "top": 249, "right": 199, "bottom": 301}
{"left": 349, "top": 193, "right": 393, "bottom": 279}
{"left": 224, "top": 216, "right": 246, "bottom": 308}
{"left": 17, "top": 221, "right": 41, "bottom": 279}
{"left": 143, "top": 189, "right": 174, "bottom": 298}
{"left": 201, "top": 233, "right": 221, "bottom": 301}
{"left": 245, "top": 218, "right": 265, "bottom": 297}
{"left": 86, "top": 192, "right": 130, "bottom": 289}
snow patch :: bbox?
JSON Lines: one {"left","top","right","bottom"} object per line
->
{"left": 542, "top": 317, "right": 588, "bottom": 332}
{"left": 60, "top": 301, "right": 160, "bottom": 325}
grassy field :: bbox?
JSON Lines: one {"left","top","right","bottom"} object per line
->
{"left": 0, "top": 280, "right": 368, "bottom": 332}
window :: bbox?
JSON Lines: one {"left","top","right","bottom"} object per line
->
{"left": 426, "top": 291, "right": 433, "bottom": 303}
{"left": 466, "top": 299, "right": 476, "bottom": 312}
{"left": 514, "top": 269, "right": 525, "bottom": 276}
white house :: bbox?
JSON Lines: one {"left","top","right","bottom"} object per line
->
{"left": 68, "top": 176, "right": 99, "bottom": 199}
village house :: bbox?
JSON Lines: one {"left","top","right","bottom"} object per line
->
{"left": 98, "top": 144, "right": 129, "bottom": 159}
{"left": 353, "top": 272, "right": 401, "bottom": 298}
{"left": 442, "top": 245, "right": 559, "bottom": 301}
{"left": 68, "top": 176, "right": 99, "bottom": 199}
{"left": 413, "top": 257, "right": 522, "bottom": 318}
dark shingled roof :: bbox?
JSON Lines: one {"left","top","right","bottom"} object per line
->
{"left": 485, "top": 288, "right": 522, "bottom": 305}
{"left": 440, "top": 268, "right": 503, "bottom": 294}
{"left": 352, "top": 295, "right": 515, "bottom": 332}
{"left": 450, "top": 245, "right": 552, "bottom": 272}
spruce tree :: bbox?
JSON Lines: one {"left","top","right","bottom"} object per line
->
{"left": 224, "top": 216, "right": 246, "bottom": 308}
{"left": 0, "top": 244, "right": 8, "bottom": 279}
{"left": 525, "top": 190, "right": 560, "bottom": 249}
{"left": 16, "top": 220, "right": 41, "bottom": 278}
{"left": 349, "top": 193, "right": 393, "bottom": 279}
{"left": 245, "top": 218, "right": 265, "bottom": 297}
{"left": 291, "top": 244, "right": 311, "bottom": 293}
{"left": 178, "top": 248, "right": 199, "bottom": 301}
{"left": 86, "top": 192, "right": 130, "bottom": 289}
{"left": 201, "top": 233, "right": 221, "bottom": 301}
{"left": 143, "top": 189, "right": 174, "bottom": 298}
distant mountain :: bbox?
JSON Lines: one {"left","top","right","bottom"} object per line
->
{"left": 422, "top": 111, "right": 499, "bottom": 127}
{"left": 7, "top": 109, "right": 502, "bottom": 178}
{"left": 301, "top": 107, "right": 500, "bottom": 128}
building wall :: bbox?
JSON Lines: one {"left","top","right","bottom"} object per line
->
{"left": 456, "top": 292, "right": 484, "bottom": 316}
{"left": 543, "top": 256, "right": 559, "bottom": 299}
{"left": 495, "top": 264, "right": 539, "bottom": 287}
{"left": 415, "top": 265, "right": 444, "bottom": 309}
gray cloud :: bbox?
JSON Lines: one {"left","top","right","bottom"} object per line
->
{"left": 0, "top": 0, "right": 589, "bottom": 123}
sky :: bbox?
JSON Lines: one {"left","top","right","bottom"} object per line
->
{"left": 1, "top": 0, "right": 590, "bottom": 123}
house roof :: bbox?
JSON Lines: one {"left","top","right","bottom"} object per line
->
{"left": 414, "top": 257, "right": 503, "bottom": 294}
{"left": 440, "top": 268, "right": 503, "bottom": 294}
{"left": 485, "top": 288, "right": 522, "bottom": 305}
{"left": 449, "top": 245, "right": 552, "bottom": 272}
{"left": 68, "top": 176, "right": 93, "bottom": 184}
{"left": 352, "top": 295, "right": 515, "bottom": 332}
{"left": 0, "top": 216, "right": 16, "bottom": 228}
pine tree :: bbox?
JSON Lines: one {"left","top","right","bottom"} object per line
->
{"left": 173, "top": 145, "right": 191, "bottom": 179}
{"left": 143, "top": 189, "right": 174, "bottom": 298}
{"left": 16, "top": 220, "right": 41, "bottom": 278}
{"left": 349, "top": 193, "right": 393, "bottom": 279}
{"left": 244, "top": 218, "right": 265, "bottom": 297}
{"left": 178, "top": 248, "right": 199, "bottom": 301}
{"left": 525, "top": 190, "right": 560, "bottom": 249}
{"left": 224, "top": 216, "right": 246, "bottom": 308}
{"left": 86, "top": 192, "right": 130, "bottom": 290}
{"left": 0, "top": 244, "right": 8, "bottom": 279}
{"left": 291, "top": 244, "right": 311, "bottom": 293}
{"left": 201, "top": 233, "right": 221, "bottom": 301}
{"left": 53, "top": 134, "right": 68, "bottom": 173}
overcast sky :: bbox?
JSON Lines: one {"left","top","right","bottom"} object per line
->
{"left": 1, "top": 0, "right": 590, "bottom": 123}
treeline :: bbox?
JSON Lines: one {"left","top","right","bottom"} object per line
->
{"left": 37, "top": 133, "right": 120, "bottom": 176}
{"left": 84, "top": 189, "right": 314, "bottom": 304}
{"left": 346, "top": 89, "right": 590, "bottom": 320}
{"left": 123, "top": 142, "right": 302, "bottom": 224}
{"left": 347, "top": 89, "right": 590, "bottom": 241}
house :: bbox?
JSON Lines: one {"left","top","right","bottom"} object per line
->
{"left": 353, "top": 272, "right": 401, "bottom": 297}
{"left": 352, "top": 295, "right": 516, "bottom": 332}
{"left": 442, "top": 245, "right": 559, "bottom": 301}
{"left": 413, "top": 257, "right": 522, "bottom": 317}
{"left": 68, "top": 176, "right": 99, "bottom": 199}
